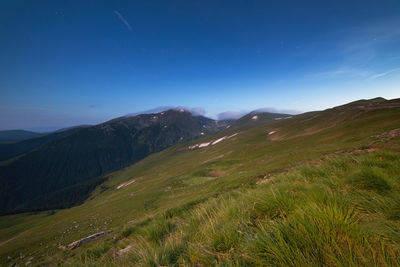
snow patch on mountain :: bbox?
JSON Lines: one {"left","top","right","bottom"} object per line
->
{"left": 117, "top": 179, "right": 136, "bottom": 189}
{"left": 188, "top": 133, "right": 239, "bottom": 150}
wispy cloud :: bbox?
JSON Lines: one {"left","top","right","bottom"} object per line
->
{"left": 217, "top": 107, "right": 300, "bottom": 120}
{"left": 114, "top": 10, "right": 133, "bottom": 32}
{"left": 335, "top": 18, "right": 400, "bottom": 65}
{"left": 125, "top": 106, "right": 299, "bottom": 121}
{"left": 304, "top": 18, "right": 400, "bottom": 83}
{"left": 217, "top": 111, "right": 248, "bottom": 120}
{"left": 306, "top": 67, "right": 372, "bottom": 80}
{"left": 253, "top": 107, "right": 301, "bottom": 115}
{"left": 125, "top": 106, "right": 206, "bottom": 117}
{"left": 307, "top": 66, "right": 400, "bottom": 81}
{"left": 369, "top": 68, "right": 400, "bottom": 80}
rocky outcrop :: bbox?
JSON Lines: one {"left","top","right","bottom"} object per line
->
{"left": 376, "top": 128, "right": 400, "bottom": 140}
{"left": 116, "top": 244, "right": 132, "bottom": 257}
{"left": 58, "top": 230, "right": 111, "bottom": 250}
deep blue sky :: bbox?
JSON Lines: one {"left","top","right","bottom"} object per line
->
{"left": 1, "top": 0, "right": 400, "bottom": 131}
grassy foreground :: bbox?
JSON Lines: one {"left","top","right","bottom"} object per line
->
{"left": 71, "top": 149, "right": 400, "bottom": 266}
{"left": 1, "top": 100, "right": 400, "bottom": 266}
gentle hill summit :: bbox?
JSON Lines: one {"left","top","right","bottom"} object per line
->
{"left": 331, "top": 97, "right": 400, "bottom": 110}
{"left": 0, "top": 109, "right": 230, "bottom": 214}
{"left": 230, "top": 111, "right": 291, "bottom": 129}
{"left": 338, "top": 97, "right": 386, "bottom": 107}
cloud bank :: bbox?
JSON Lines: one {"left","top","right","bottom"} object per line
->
{"left": 126, "top": 106, "right": 301, "bottom": 121}
{"left": 216, "top": 107, "right": 301, "bottom": 120}
{"left": 217, "top": 111, "right": 248, "bottom": 120}
{"left": 125, "top": 106, "right": 206, "bottom": 117}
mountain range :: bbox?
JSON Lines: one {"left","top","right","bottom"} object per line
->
{"left": 0, "top": 109, "right": 241, "bottom": 214}
{"left": 1, "top": 98, "right": 400, "bottom": 266}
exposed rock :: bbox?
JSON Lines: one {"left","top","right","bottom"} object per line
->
{"left": 256, "top": 174, "right": 273, "bottom": 185}
{"left": 58, "top": 230, "right": 112, "bottom": 250}
{"left": 376, "top": 128, "right": 400, "bottom": 140}
{"left": 116, "top": 244, "right": 132, "bottom": 257}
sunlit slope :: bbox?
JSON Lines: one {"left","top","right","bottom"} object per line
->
{"left": 1, "top": 98, "right": 400, "bottom": 266}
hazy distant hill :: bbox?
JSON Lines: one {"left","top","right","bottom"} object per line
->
{"left": 0, "top": 109, "right": 230, "bottom": 214}
{"left": 0, "top": 130, "right": 43, "bottom": 143}
{"left": 0, "top": 126, "right": 89, "bottom": 162}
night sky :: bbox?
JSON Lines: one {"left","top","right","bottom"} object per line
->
{"left": 1, "top": 0, "right": 400, "bottom": 131}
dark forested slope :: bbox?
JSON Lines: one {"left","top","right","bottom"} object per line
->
{"left": 0, "top": 109, "right": 230, "bottom": 214}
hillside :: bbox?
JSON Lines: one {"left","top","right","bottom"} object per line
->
{"left": 1, "top": 98, "right": 400, "bottom": 266}
{"left": 0, "top": 109, "right": 230, "bottom": 214}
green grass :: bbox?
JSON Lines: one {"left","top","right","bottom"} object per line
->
{"left": 108, "top": 152, "right": 400, "bottom": 266}
{"left": 1, "top": 103, "right": 400, "bottom": 266}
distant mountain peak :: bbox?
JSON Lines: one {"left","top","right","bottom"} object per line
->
{"left": 125, "top": 106, "right": 205, "bottom": 118}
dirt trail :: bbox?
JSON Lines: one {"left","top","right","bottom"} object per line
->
{"left": 0, "top": 230, "right": 28, "bottom": 247}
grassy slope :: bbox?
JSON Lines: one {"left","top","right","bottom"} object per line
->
{"left": 1, "top": 100, "right": 400, "bottom": 266}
